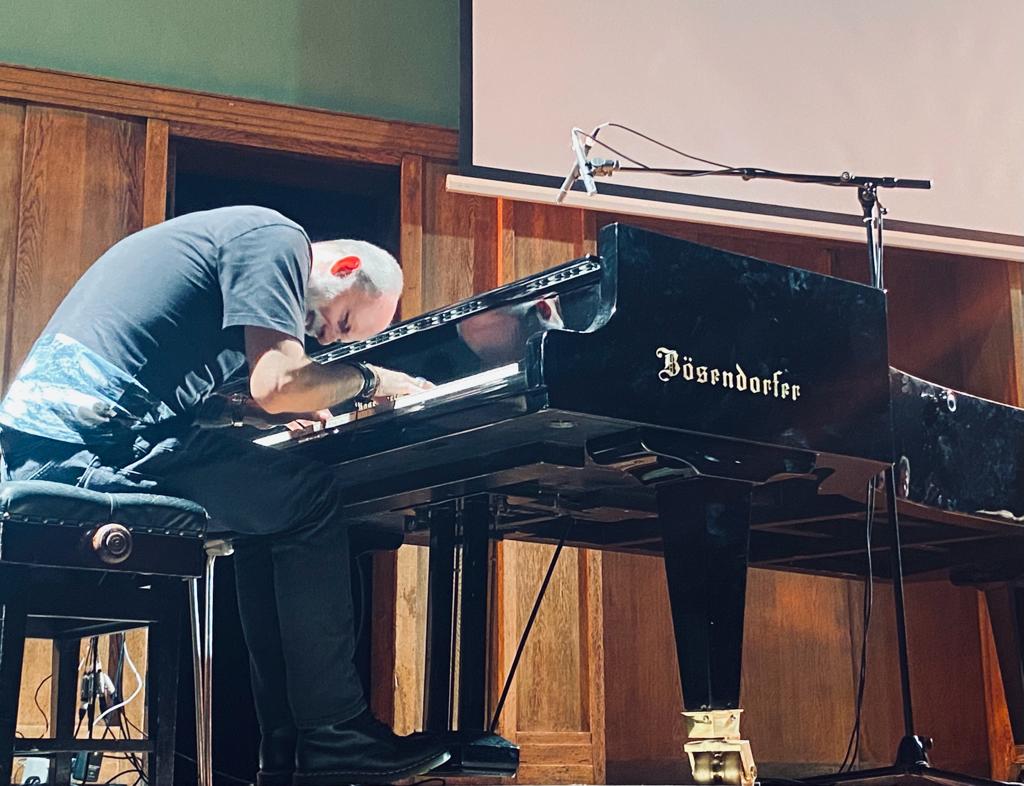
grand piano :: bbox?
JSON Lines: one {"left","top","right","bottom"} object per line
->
{"left": 241, "top": 224, "right": 1024, "bottom": 782}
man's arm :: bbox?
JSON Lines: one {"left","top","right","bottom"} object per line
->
{"left": 245, "top": 326, "right": 428, "bottom": 414}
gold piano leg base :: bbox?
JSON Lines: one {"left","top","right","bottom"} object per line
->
{"left": 683, "top": 710, "right": 757, "bottom": 786}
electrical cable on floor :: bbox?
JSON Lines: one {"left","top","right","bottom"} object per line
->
{"left": 125, "top": 711, "right": 252, "bottom": 786}
{"left": 173, "top": 752, "right": 254, "bottom": 785}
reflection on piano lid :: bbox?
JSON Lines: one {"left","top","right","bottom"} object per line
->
{"left": 253, "top": 363, "right": 524, "bottom": 447}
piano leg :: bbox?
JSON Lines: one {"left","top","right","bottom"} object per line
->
{"left": 657, "top": 478, "right": 757, "bottom": 786}
{"left": 421, "top": 495, "right": 519, "bottom": 777}
{"left": 457, "top": 494, "right": 490, "bottom": 729}
{"left": 423, "top": 501, "right": 456, "bottom": 732}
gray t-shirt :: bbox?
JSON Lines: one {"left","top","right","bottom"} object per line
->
{"left": 0, "top": 206, "right": 311, "bottom": 444}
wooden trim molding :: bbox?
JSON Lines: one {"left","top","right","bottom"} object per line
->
{"left": 0, "top": 64, "right": 459, "bottom": 165}
{"left": 141, "top": 119, "right": 169, "bottom": 228}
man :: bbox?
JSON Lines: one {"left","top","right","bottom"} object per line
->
{"left": 0, "top": 205, "right": 450, "bottom": 785}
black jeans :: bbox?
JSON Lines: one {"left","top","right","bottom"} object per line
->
{"left": 0, "top": 426, "right": 369, "bottom": 732}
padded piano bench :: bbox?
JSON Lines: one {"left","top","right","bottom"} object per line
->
{"left": 0, "top": 480, "right": 209, "bottom": 786}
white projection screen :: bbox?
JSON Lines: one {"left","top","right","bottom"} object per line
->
{"left": 457, "top": 0, "right": 1024, "bottom": 259}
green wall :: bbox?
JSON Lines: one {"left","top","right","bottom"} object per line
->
{"left": 0, "top": 0, "right": 460, "bottom": 127}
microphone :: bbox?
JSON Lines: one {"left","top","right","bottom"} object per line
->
{"left": 572, "top": 128, "right": 597, "bottom": 196}
{"left": 555, "top": 128, "right": 596, "bottom": 203}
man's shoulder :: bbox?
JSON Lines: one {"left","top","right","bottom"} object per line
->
{"left": 161, "top": 206, "right": 308, "bottom": 246}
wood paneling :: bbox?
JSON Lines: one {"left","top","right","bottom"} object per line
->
{"left": 0, "top": 100, "right": 25, "bottom": 392}
{"left": 980, "top": 594, "right": 1017, "bottom": 779}
{"left": 510, "top": 545, "right": 584, "bottom": 731}
{"left": 422, "top": 161, "right": 496, "bottom": 308}
{"left": 141, "top": 118, "right": 169, "bottom": 228}
{"left": 857, "top": 581, "right": 991, "bottom": 775}
{"left": 1, "top": 103, "right": 149, "bottom": 758}
{"left": 490, "top": 199, "right": 605, "bottom": 783}
{"left": 0, "top": 64, "right": 458, "bottom": 165}
{"left": 7, "top": 106, "right": 144, "bottom": 379}
{"left": 399, "top": 155, "right": 425, "bottom": 320}
{"left": 503, "top": 201, "right": 592, "bottom": 281}
{"left": 384, "top": 159, "right": 500, "bottom": 736}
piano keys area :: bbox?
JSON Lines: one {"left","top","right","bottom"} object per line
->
{"left": 228, "top": 225, "right": 1024, "bottom": 786}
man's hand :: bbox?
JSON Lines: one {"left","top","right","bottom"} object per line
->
{"left": 367, "top": 364, "right": 434, "bottom": 399}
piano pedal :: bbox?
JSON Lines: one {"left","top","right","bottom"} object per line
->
{"left": 425, "top": 730, "right": 519, "bottom": 777}
{"left": 683, "top": 710, "right": 757, "bottom": 786}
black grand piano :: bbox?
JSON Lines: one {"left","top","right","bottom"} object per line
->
{"left": 245, "top": 224, "right": 1024, "bottom": 782}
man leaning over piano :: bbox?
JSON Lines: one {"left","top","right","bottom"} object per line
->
{"left": 0, "top": 205, "right": 453, "bottom": 785}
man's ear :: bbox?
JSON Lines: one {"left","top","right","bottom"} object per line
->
{"left": 330, "top": 256, "right": 361, "bottom": 277}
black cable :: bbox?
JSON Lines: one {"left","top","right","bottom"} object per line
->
{"left": 173, "top": 752, "right": 254, "bottom": 785}
{"left": 582, "top": 122, "right": 896, "bottom": 189}
{"left": 131, "top": 712, "right": 252, "bottom": 786}
{"left": 837, "top": 476, "right": 877, "bottom": 774}
{"left": 86, "top": 635, "right": 100, "bottom": 737}
{"left": 32, "top": 673, "right": 52, "bottom": 735}
{"left": 116, "top": 712, "right": 148, "bottom": 784}
{"left": 488, "top": 517, "right": 574, "bottom": 733}
{"left": 102, "top": 767, "right": 144, "bottom": 786}
{"left": 112, "top": 635, "right": 127, "bottom": 711}
{"left": 582, "top": 122, "right": 733, "bottom": 171}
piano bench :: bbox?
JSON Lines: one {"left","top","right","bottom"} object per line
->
{"left": 0, "top": 479, "right": 213, "bottom": 786}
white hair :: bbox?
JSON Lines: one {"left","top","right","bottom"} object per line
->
{"left": 310, "top": 239, "right": 403, "bottom": 297}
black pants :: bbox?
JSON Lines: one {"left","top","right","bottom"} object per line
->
{"left": 0, "top": 426, "right": 369, "bottom": 732}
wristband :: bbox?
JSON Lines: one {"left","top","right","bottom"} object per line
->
{"left": 228, "top": 393, "right": 247, "bottom": 427}
{"left": 350, "top": 362, "right": 380, "bottom": 403}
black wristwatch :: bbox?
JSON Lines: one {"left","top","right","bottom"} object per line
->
{"left": 228, "top": 392, "right": 248, "bottom": 427}
{"left": 350, "top": 361, "right": 380, "bottom": 403}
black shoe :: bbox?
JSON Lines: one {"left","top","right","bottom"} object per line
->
{"left": 256, "top": 727, "right": 296, "bottom": 786}
{"left": 293, "top": 711, "right": 451, "bottom": 785}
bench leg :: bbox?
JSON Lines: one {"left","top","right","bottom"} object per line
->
{"left": 0, "top": 586, "right": 28, "bottom": 786}
{"left": 49, "top": 637, "right": 81, "bottom": 785}
{"left": 149, "top": 585, "right": 182, "bottom": 786}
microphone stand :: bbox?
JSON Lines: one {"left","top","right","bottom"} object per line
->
{"left": 584, "top": 161, "right": 930, "bottom": 288}
{"left": 579, "top": 160, "right": 1019, "bottom": 785}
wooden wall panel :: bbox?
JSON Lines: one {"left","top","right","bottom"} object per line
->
{"left": 0, "top": 100, "right": 25, "bottom": 392}
{"left": 6, "top": 106, "right": 144, "bottom": 381}
{"left": 0, "top": 103, "right": 149, "bottom": 763}
{"left": 385, "top": 159, "right": 499, "bottom": 736}
{"left": 950, "top": 258, "right": 1022, "bottom": 405}
{"left": 492, "top": 199, "right": 607, "bottom": 783}
{"left": 141, "top": 118, "right": 169, "bottom": 228}
{"left": 0, "top": 65, "right": 459, "bottom": 166}
{"left": 600, "top": 559, "right": 870, "bottom": 780}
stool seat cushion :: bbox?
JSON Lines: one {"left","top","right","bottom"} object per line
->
{"left": 0, "top": 480, "right": 207, "bottom": 536}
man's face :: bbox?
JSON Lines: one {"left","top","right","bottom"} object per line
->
{"left": 306, "top": 284, "right": 399, "bottom": 345}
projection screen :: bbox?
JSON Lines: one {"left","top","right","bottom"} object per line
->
{"left": 453, "top": 0, "right": 1024, "bottom": 259}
